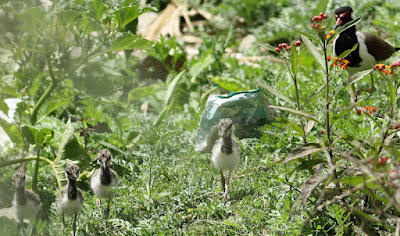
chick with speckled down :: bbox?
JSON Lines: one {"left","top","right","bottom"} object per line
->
{"left": 11, "top": 170, "right": 42, "bottom": 236}
{"left": 211, "top": 118, "right": 240, "bottom": 200}
{"left": 57, "top": 164, "right": 84, "bottom": 236}
{"left": 91, "top": 149, "right": 118, "bottom": 217}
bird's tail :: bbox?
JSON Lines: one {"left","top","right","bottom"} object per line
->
{"left": 396, "top": 47, "right": 400, "bottom": 51}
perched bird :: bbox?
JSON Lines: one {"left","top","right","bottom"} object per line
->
{"left": 57, "top": 164, "right": 84, "bottom": 236}
{"left": 211, "top": 118, "right": 241, "bottom": 200}
{"left": 333, "top": 6, "right": 399, "bottom": 103}
{"left": 91, "top": 149, "right": 118, "bottom": 217}
{"left": 11, "top": 170, "right": 42, "bottom": 236}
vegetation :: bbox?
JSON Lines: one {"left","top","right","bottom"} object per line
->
{"left": 1, "top": 0, "right": 400, "bottom": 235}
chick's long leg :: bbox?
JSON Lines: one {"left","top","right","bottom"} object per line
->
{"left": 222, "top": 170, "right": 232, "bottom": 200}
{"left": 73, "top": 213, "right": 77, "bottom": 236}
{"left": 219, "top": 170, "right": 226, "bottom": 199}
{"left": 61, "top": 213, "right": 65, "bottom": 236}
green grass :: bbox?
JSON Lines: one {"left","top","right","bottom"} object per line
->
{"left": 2, "top": 0, "right": 400, "bottom": 235}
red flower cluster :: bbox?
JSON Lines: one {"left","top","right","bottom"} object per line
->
{"left": 329, "top": 57, "right": 350, "bottom": 69}
{"left": 274, "top": 40, "right": 301, "bottom": 53}
{"left": 311, "top": 13, "right": 328, "bottom": 30}
{"left": 374, "top": 63, "right": 392, "bottom": 75}
{"left": 378, "top": 157, "right": 389, "bottom": 165}
{"left": 356, "top": 106, "right": 378, "bottom": 115}
{"left": 391, "top": 60, "right": 400, "bottom": 68}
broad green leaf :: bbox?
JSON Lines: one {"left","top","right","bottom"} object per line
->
{"left": 55, "top": 119, "right": 89, "bottom": 167}
{"left": 273, "top": 118, "right": 304, "bottom": 137}
{"left": 165, "top": 71, "right": 185, "bottom": 106}
{"left": 37, "top": 99, "right": 71, "bottom": 123}
{"left": 36, "top": 128, "right": 54, "bottom": 146}
{"left": 21, "top": 126, "right": 37, "bottom": 146}
{"left": 109, "top": 33, "right": 152, "bottom": 51}
{"left": 339, "top": 175, "right": 380, "bottom": 189}
{"left": 114, "top": 5, "right": 141, "bottom": 28}
{"left": 56, "top": 10, "right": 83, "bottom": 25}
{"left": 92, "top": 0, "right": 107, "bottom": 22}
{"left": 297, "top": 159, "right": 326, "bottom": 171}
{"left": 301, "top": 172, "right": 329, "bottom": 204}
{"left": 284, "top": 143, "right": 323, "bottom": 163}
{"left": 353, "top": 209, "right": 381, "bottom": 223}
{"left": 301, "top": 34, "right": 325, "bottom": 70}
{"left": 92, "top": 122, "right": 112, "bottom": 133}
{"left": 304, "top": 120, "right": 315, "bottom": 134}
{"left": 0, "top": 100, "right": 9, "bottom": 116}
{"left": 113, "top": 4, "right": 156, "bottom": 29}
{"left": 333, "top": 69, "right": 373, "bottom": 96}
{"left": 0, "top": 117, "right": 23, "bottom": 147}
{"left": 258, "top": 82, "right": 295, "bottom": 107}
{"left": 153, "top": 105, "right": 171, "bottom": 127}
{"left": 128, "top": 85, "right": 157, "bottom": 101}
{"left": 259, "top": 44, "right": 277, "bottom": 53}
{"left": 337, "top": 43, "right": 358, "bottom": 59}
{"left": 211, "top": 76, "right": 249, "bottom": 92}
{"left": 269, "top": 105, "right": 323, "bottom": 126}
{"left": 189, "top": 53, "right": 214, "bottom": 83}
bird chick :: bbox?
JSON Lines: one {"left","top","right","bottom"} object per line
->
{"left": 91, "top": 149, "right": 118, "bottom": 217}
{"left": 57, "top": 164, "right": 84, "bottom": 236}
{"left": 211, "top": 118, "right": 241, "bottom": 200}
{"left": 11, "top": 170, "right": 42, "bottom": 236}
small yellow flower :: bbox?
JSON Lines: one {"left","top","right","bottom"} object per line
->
{"left": 333, "top": 57, "right": 338, "bottom": 61}
{"left": 325, "top": 34, "right": 331, "bottom": 39}
{"left": 329, "top": 30, "right": 335, "bottom": 35}
{"left": 385, "top": 65, "right": 391, "bottom": 69}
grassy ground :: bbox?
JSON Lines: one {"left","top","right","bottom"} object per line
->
{"left": 1, "top": 0, "right": 400, "bottom": 235}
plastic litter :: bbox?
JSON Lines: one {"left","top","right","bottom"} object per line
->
{"left": 195, "top": 89, "right": 275, "bottom": 153}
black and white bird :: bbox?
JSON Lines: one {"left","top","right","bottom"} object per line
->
{"left": 91, "top": 149, "right": 118, "bottom": 217}
{"left": 11, "top": 170, "right": 42, "bottom": 236}
{"left": 57, "top": 164, "right": 84, "bottom": 236}
{"left": 333, "top": 6, "right": 399, "bottom": 103}
{"left": 211, "top": 118, "right": 241, "bottom": 200}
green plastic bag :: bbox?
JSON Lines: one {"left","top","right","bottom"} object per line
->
{"left": 195, "top": 89, "right": 275, "bottom": 153}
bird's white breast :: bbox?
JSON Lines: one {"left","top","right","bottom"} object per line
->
{"left": 90, "top": 172, "right": 118, "bottom": 200}
{"left": 211, "top": 139, "right": 240, "bottom": 172}
{"left": 12, "top": 198, "right": 41, "bottom": 220}
{"left": 57, "top": 194, "right": 83, "bottom": 216}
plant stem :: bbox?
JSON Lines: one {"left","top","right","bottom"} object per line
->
{"left": 0, "top": 156, "right": 62, "bottom": 189}
{"left": 285, "top": 60, "right": 307, "bottom": 144}
{"left": 32, "top": 146, "right": 41, "bottom": 192}
{"left": 323, "top": 42, "right": 337, "bottom": 179}
{"left": 30, "top": 58, "right": 58, "bottom": 125}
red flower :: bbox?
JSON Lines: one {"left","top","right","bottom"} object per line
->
{"left": 275, "top": 47, "right": 281, "bottom": 53}
{"left": 295, "top": 40, "right": 302, "bottom": 47}
{"left": 378, "top": 157, "right": 388, "bottom": 165}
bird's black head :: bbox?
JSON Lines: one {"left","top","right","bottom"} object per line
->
{"left": 94, "top": 149, "right": 113, "bottom": 169}
{"left": 334, "top": 6, "right": 355, "bottom": 28}
{"left": 218, "top": 118, "right": 234, "bottom": 138}
{"left": 65, "top": 164, "right": 80, "bottom": 180}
